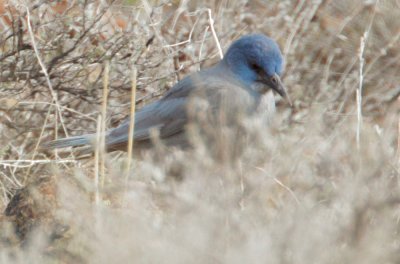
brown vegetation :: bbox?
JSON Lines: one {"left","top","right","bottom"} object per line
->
{"left": 0, "top": 0, "right": 399, "bottom": 263}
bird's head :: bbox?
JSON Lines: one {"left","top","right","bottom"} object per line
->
{"left": 223, "top": 34, "right": 291, "bottom": 105}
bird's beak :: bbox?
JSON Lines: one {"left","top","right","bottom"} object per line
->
{"left": 270, "top": 74, "right": 292, "bottom": 106}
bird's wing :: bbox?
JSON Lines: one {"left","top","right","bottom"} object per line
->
{"left": 106, "top": 67, "right": 258, "bottom": 150}
{"left": 105, "top": 77, "right": 195, "bottom": 148}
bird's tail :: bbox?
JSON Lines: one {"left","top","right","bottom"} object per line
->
{"left": 42, "top": 134, "right": 95, "bottom": 149}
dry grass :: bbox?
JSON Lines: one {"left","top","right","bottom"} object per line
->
{"left": 0, "top": 0, "right": 400, "bottom": 263}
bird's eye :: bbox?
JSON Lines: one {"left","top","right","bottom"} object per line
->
{"left": 271, "top": 75, "right": 278, "bottom": 84}
{"left": 250, "top": 63, "right": 262, "bottom": 73}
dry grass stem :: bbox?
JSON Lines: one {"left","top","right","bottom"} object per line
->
{"left": 100, "top": 62, "right": 110, "bottom": 188}
{"left": 126, "top": 67, "right": 137, "bottom": 182}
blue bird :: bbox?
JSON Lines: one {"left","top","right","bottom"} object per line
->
{"left": 43, "top": 34, "right": 290, "bottom": 152}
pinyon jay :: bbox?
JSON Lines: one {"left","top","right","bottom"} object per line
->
{"left": 43, "top": 34, "right": 290, "bottom": 152}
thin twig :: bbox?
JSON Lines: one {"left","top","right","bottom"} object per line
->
{"left": 255, "top": 167, "right": 300, "bottom": 205}
{"left": 100, "top": 62, "right": 110, "bottom": 188}
{"left": 24, "top": 101, "right": 53, "bottom": 183}
{"left": 163, "top": 16, "right": 199, "bottom": 48}
{"left": 207, "top": 9, "right": 223, "bottom": 59}
{"left": 0, "top": 159, "right": 77, "bottom": 168}
{"left": 23, "top": 3, "right": 68, "bottom": 139}
{"left": 397, "top": 101, "right": 400, "bottom": 166}
{"left": 126, "top": 67, "right": 137, "bottom": 182}
{"left": 198, "top": 25, "right": 210, "bottom": 70}
{"left": 357, "top": 33, "right": 367, "bottom": 150}
{"left": 19, "top": 101, "right": 98, "bottom": 122}
{"left": 94, "top": 115, "right": 102, "bottom": 206}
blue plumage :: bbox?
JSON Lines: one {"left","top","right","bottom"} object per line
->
{"left": 43, "top": 34, "right": 290, "bottom": 152}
